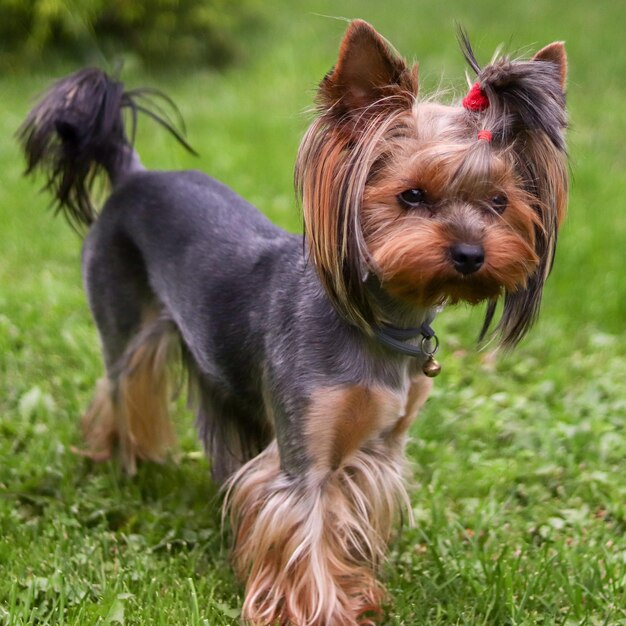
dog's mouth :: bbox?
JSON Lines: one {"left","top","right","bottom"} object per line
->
{"left": 437, "top": 274, "right": 505, "bottom": 305}
{"left": 380, "top": 264, "right": 530, "bottom": 309}
{"left": 403, "top": 279, "right": 499, "bottom": 307}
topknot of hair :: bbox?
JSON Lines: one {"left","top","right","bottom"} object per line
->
{"left": 457, "top": 30, "right": 567, "bottom": 152}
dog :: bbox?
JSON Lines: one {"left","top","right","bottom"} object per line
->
{"left": 19, "top": 19, "right": 568, "bottom": 626}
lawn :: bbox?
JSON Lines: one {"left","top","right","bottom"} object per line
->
{"left": 1, "top": 1, "right": 625, "bottom": 624}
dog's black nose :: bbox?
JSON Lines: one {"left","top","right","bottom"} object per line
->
{"left": 450, "top": 243, "right": 484, "bottom": 275}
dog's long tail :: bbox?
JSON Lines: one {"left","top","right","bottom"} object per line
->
{"left": 18, "top": 67, "right": 195, "bottom": 230}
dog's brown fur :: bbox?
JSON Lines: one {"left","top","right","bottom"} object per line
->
{"left": 80, "top": 318, "right": 178, "bottom": 474}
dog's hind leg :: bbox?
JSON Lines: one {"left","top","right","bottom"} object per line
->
{"left": 80, "top": 229, "right": 178, "bottom": 474}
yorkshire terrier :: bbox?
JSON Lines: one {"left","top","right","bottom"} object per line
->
{"left": 20, "top": 20, "right": 568, "bottom": 626}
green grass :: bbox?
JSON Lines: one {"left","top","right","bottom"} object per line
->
{"left": 1, "top": 1, "right": 626, "bottom": 624}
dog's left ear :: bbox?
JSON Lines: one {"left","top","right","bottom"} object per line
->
{"left": 318, "top": 20, "right": 418, "bottom": 121}
{"left": 532, "top": 42, "right": 567, "bottom": 89}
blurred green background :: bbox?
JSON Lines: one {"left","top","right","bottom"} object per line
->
{"left": 1, "top": 1, "right": 625, "bottom": 624}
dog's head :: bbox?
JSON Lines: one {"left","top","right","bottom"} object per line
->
{"left": 296, "top": 20, "right": 568, "bottom": 347}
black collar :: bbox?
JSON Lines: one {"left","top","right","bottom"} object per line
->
{"left": 373, "top": 321, "right": 438, "bottom": 359}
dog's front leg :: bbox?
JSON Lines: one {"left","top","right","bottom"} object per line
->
{"left": 224, "top": 382, "right": 426, "bottom": 626}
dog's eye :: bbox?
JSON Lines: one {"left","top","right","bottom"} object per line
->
{"left": 490, "top": 194, "right": 508, "bottom": 214}
{"left": 398, "top": 188, "right": 427, "bottom": 208}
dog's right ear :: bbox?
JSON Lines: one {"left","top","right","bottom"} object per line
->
{"left": 317, "top": 20, "right": 418, "bottom": 120}
{"left": 297, "top": 21, "right": 418, "bottom": 333}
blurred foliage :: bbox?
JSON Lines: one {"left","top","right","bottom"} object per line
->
{"left": 0, "top": 0, "right": 263, "bottom": 72}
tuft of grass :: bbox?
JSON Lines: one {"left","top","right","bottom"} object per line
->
{"left": 1, "top": 1, "right": 625, "bottom": 624}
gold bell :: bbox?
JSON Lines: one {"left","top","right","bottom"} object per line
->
{"left": 422, "top": 356, "right": 442, "bottom": 378}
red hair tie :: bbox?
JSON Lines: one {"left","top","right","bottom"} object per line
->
{"left": 463, "top": 82, "right": 489, "bottom": 112}
{"left": 477, "top": 130, "right": 493, "bottom": 142}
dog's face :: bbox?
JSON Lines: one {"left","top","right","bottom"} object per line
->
{"left": 360, "top": 103, "right": 541, "bottom": 308}
{"left": 296, "top": 21, "right": 568, "bottom": 346}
